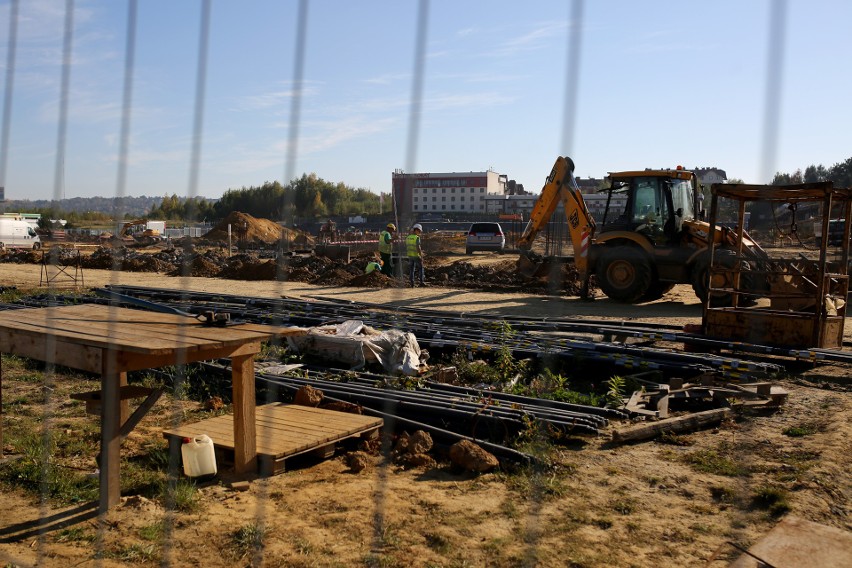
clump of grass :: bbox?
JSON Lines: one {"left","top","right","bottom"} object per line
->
{"left": 138, "top": 521, "right": 165, "bottom": 542}
{"left": 710, "top": 485, "right": 738, "bottom": 503}
{"left": 161, "top": 478, "right": 201, "bottom": 513}
{"left": 424, "top": 532, "right": 452, "bottom": 554}
{"left": 500, "top": 466, "right": 567, "bottom": 500}
{"left": 55, "top": 526, "right": 96, "bottom": 544}
{"left": 233, "top": 522, "right": 267, "bottom": 559}
{"left": 682, "top": 449, "right": 747, "bottom": 477}
{"left": 658, "top": 432, "right": 694, "bottom": 446}
{"left": 782, "top": 422, "right": 820, "bottom": 437}
{"left": 610, "top": 498, "right": 635, "bottom": 515}
{"left": 104, "top": 543, "right": 158, "bottom": 563}
{"left": 752, "top": 486, "right": 791, "bottom": 516}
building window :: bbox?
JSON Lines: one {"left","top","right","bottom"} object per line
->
{"left": 441, "top": 196, "right": 446, "bottom": 202}
{"left": 442, "top": 188, "right": 446, "bottom": 194}
{"left": 451, "top": 188, "right": 455, "bottom": 193}
{"left": 451, "top": 196, "right": 455, "bottom": 201}
{"left": 451, "top": 205, "right": 455, "bottom": 210}
{"left": 432, "top": 196, "right": 436, "bottom": 202}
{"left": 480, "top": 188, "right": 485, "bottom": 193}
{"left": 413, "top": 205, "right": 418, "bottom": 211}
{"left": 413, "top": 196, "right": 418, "bottom": 202}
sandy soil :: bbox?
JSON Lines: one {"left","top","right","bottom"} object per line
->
{"left": 0, "top": 256, "right": 850, "bottom": 567}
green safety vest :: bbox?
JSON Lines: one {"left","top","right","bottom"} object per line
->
{"left": 405, "top": 234, "right": 420, "bottom": 257}
{"left": 378, "top": 230, "right": 393, "bottom": 254}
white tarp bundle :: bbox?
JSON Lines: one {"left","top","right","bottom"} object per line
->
{"left": 286, "top": 320, "right": 427, "bottom": 376}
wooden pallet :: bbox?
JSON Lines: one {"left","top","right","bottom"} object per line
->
{"left": 163, "top": 403, "right": 382, "bottom": 475}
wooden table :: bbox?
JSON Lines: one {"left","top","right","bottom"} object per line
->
{"left": 0, "top": 304, "right": 302, "bottom": 512}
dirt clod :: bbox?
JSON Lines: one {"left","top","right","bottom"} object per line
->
{"left": 449, "top": 439, "right": 499, "bottom": 472}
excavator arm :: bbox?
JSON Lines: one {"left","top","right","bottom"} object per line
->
{"left": 518, "top": 156, "right": 597, "bottom": 289}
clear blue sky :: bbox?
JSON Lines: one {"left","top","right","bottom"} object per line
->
{"left": 1, "top": 0, "right": 850, "bottom": 202}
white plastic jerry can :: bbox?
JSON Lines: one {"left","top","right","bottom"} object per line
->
{"left": 181, "top": 435, "right": 217, "bottom": 478}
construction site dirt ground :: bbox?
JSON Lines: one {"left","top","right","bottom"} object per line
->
{"left": 0, "top": 259, "right": 850, "bottom": 567}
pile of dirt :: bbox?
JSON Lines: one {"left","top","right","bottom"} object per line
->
{"left": 426, "top": 258, "right": 589, "bottom": 295}
{"left": 219, "top": 255, "right": 278, "bottom": 281}
{"left": 348, "top": 270, "right": 396, "bottom": 288}
{"left": 202, "top": 211, "right": 313, "bottom": 246}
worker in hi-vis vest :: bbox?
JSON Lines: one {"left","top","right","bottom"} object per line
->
{"left": 365, "top": 259, "right": 383, "bottom": 274}
{"left": 405, "top": 224, "right": 426, "bottom": 287}
{"left": 378, "top": 223, "right": 396, "bottom": 276}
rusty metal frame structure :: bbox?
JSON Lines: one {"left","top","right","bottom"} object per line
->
{"left": 703, "top": 182, "right": 852, "bottom": 349}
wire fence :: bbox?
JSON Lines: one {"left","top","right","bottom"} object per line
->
{"left": 0, "top": 1, "right": 798, "bottom": 567}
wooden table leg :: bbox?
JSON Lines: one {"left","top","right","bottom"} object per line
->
{"left": 99, "top": 356, "right": 122, "bottom": 513}
{"left": 1, "top": 355, "right": 4, "bottom": 459}
{"left": 231, "top": 354, "right": 257, "bottom": 474}
{"left": 119, "top": 371, "right": 129, "bottom": 426}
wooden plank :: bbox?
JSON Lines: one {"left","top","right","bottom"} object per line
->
{"left": 0, "top": 332, "right": 102, "bottom": 373}
{"left": 231, "top": 354, "right": 256, "bottom": 474}
{"left": 117, "top": 341, "right": 261, "bottom": 372}
{"left": 0, "top": 306, "right": 301, "bottom": 355}
{"left": 611, "top": 408, "right": 731, "bottom": 444}
{"left": 162, "top": 404, "right": 384, "bottom": 463}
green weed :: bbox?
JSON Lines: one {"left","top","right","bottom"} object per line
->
{"left": 138, "top": 521, "right": 165, "bottom": 541}
{"left": 752, "top": 485, "right": 791, "bottom": 516}
{"left": 161, "top": 478, "right": 201, "bottom": 513}
{"left": 682, "top": 449, "right": 748, "bottom": 477}
{"left": 604, "top": 375, "right": 626, "bottom": 408}
{"left": 232, "top": 522, "right": 267, "bottom": 559}
{"left": 55, "top": 526, "right": 96, "bottom": 544}
{"left": 104, "top": 543, "right": 158, "bottom": 563}
{"left": 782, "top": 422, "right": 821, "bottom": 437}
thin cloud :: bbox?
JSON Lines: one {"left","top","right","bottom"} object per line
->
{"left": 497, "top": 21, "right": 568, "bottom": 54}
{"left": 363, "top": 73, "right": 409, "bottom": 86}
{"left": 234, "top": 82, "right": 321, "bottom": 112}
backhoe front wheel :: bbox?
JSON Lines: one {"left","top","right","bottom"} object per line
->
{"left": 596, "top": 246, "right": 652, "bottom": 303}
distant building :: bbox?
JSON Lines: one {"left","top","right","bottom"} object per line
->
{"left": 391, "top": 169, "right": 509, "bottom": 217}
{"left": 692, "top": 166, "right": 727, "bottom": 188}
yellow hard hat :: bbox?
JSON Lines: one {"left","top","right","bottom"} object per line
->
{"left": 387, "top": 223, "right": 396, "bottom": 231}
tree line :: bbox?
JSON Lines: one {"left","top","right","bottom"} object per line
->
{"left": 9, "top": 159, "right": 852, "bottom": 226}
{"left": 147, "top": 174, "right": 389, "bottom": 223}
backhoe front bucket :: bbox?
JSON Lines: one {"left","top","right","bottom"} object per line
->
{"left": 516, "top": 253, "right": 555, "bottom": 279}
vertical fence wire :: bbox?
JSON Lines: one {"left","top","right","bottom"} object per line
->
{"left": 0, "top": 1, "right": 792, "bottom": 566}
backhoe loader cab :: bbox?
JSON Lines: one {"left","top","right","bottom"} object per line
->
{"left": 602, "top": 169, "right": 700, "bottom": 245}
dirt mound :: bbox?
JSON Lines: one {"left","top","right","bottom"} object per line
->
{"left": 219, "top": 254, "right": 278, "bottom": 280}
{"left": 203, "top": 211, "right": 312, "bottom": 246}
{"left": 428, "top": 258, "right": 590, "bottom": 295}
{"left": 348, "top": 271, "right": 395, "bottom": 288}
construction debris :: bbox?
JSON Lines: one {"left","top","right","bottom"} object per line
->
{"left": 621, "top": 372, "right": 789, "bottom": 420}
{"left": 286, "top": 320, "right": 428, "bottom": 376}
{"left": 611, "top": 408, "right": 732, "bottom": 444}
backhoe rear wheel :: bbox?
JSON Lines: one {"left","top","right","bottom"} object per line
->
{"left": 596, "top": 246, "right": 652, "bottom": 303}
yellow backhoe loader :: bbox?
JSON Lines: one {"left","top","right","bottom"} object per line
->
{"left": 517, "top": 156, "right": 768, "bottom": 303}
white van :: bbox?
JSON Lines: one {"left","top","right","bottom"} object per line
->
{"left": 0, "top": 218, "right": 42, "bottom": 249}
